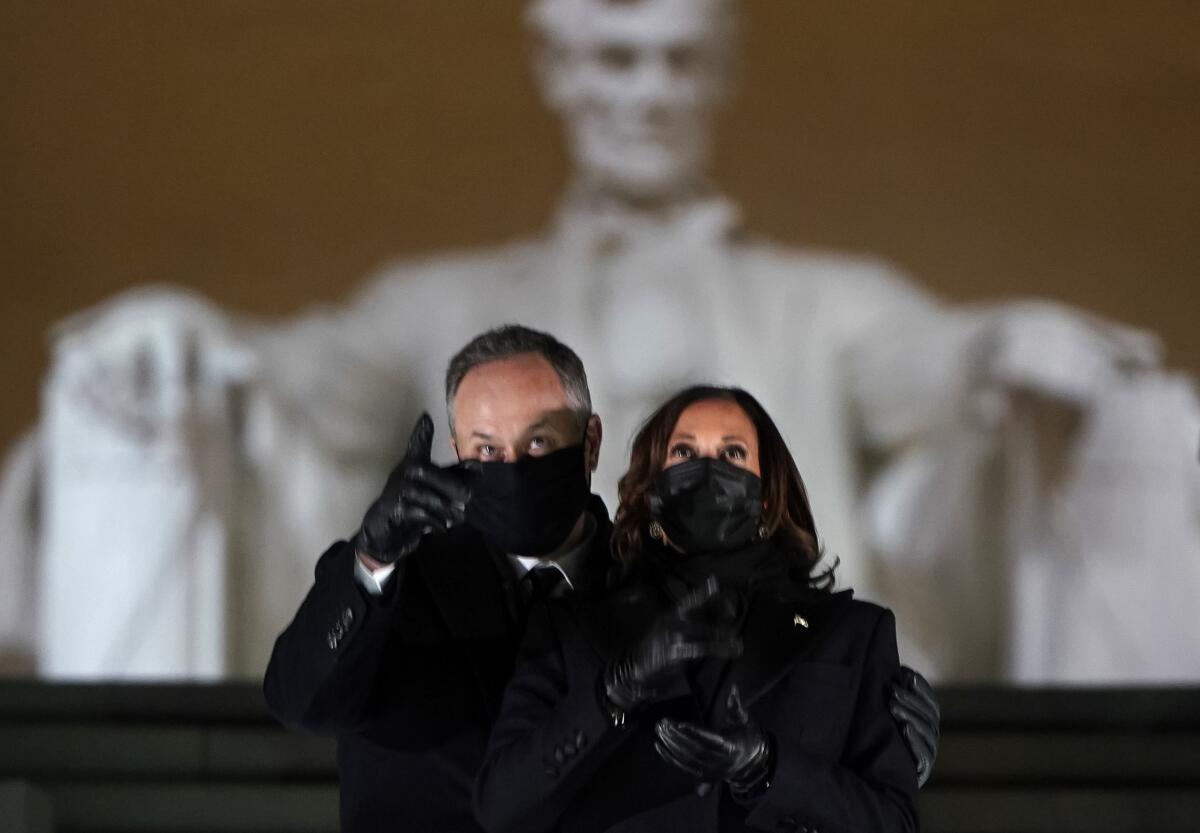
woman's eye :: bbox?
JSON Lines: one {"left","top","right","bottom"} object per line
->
{"left": 669, "top": 444, "right": 694, "bottom": 459}
{"left": 721, "top": 446, "right": 747, "bottom": 461}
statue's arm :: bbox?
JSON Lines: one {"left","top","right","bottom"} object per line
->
{"left": 840, "top": 266, "right": 1163, "bottom": 452}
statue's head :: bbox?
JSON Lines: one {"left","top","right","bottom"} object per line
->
{"left": 527, "top": 0, "right": 739, "bottom": 202}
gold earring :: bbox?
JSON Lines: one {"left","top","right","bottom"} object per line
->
{"left": 649, "top": 521, "right": 664, "bottom": 541}
{"left": 757, "top": 524, "right": 769, "bottom": 540}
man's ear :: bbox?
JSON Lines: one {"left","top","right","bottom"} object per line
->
{"left": 584, "top": 414, "right": 603, "bottom": 473}
{"left": 449, "top": 434, "right": 460, "bottom": 462}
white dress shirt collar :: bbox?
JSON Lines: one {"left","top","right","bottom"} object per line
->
{"left": 509, "top": 511, "right": 598, "bottom": 592}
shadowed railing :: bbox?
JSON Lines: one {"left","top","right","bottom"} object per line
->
{"left": 1, "top": 682, "right": 1198, "bottom": 833}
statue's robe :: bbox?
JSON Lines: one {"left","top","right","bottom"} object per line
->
{"left": 4, "top": 195, "right": 1197, "bottom": 682}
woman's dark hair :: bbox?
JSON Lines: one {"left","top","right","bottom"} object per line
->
{"left": 612, "top": 385, "right": 833, "bottom": 589}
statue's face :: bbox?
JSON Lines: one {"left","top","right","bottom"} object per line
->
{"left": 536, "top": 0, "right": 734, "bottom": 201}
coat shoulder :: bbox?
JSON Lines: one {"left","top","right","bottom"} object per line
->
{"left": 841, "top": 598, "right": 896, "bottom": 633}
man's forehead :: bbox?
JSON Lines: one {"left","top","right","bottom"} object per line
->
{"left": 462, "top": 407, "right": 577, "bottom": 440}
{"left": 454, "top": 354, "right": 571, "bottom": 415}
{"left": 456, "top": 399, "right": 579, "bottom": 442}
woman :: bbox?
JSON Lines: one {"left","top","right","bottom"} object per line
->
{"left": 474, "top": 386, "right": 919, "bottom": 833}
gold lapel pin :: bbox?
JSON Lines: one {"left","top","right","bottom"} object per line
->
{"left": 793, "top": 614, "right": 809, "bottom": 628}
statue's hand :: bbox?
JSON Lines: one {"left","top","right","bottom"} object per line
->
{"left": 981, "top": 301, "right": 1161, "bottom": 405}
{"left": 49, "top": 288, "right": 257, "bottom": 443}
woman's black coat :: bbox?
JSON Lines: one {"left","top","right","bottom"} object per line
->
{"left": 473, "top": 573, "right": 918, "bottom": 833}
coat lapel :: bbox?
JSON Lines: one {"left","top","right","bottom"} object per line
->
{"left": 414, "top": 531, "right": 523, "bottom": 720}
{"left": 570, "top": 583, "right": 659, "bottom": 665}
{"left": 417, "top": 498, "right": 617, "bottom": 708}
{"left": 568, "top": 501, "right": 619, "bottom": 600}
{"left": 416, "top": 529, "right": 516, "bottom": 644}
{"left": 722, "top": 586, "right": 854, "bottom": 712}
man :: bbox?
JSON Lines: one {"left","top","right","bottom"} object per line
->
{"left": 264, "top": 324, "right": 940, "bottom": 831}
{"left": 265, "top": 325, "right": 610, "bottom": 830}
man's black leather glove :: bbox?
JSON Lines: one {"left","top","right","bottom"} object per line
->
{"left": 353, "top": 413, "right": 472, "bottom": 565}
{"left": 891, "top": 665, "right": 940, "bottom": 787}
{"left": 654, "top": 686, "right": 772, "bottom": 800}
{"left": 604, "top": 577, "right": 742, "bottom": 711}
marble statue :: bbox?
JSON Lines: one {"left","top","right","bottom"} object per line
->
{"left": 1, "top": 0, "right": 1196, "bottom": 682}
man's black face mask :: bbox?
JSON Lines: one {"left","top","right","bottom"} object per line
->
{"left": 649, "top": 457, "right": 763, "bottom": 554}
{"left": 464, "top": 443, "right": 590, "bottom": 556}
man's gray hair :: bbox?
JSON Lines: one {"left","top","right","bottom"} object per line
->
{"left": 445, "top": 325, "right": 593, "bottom": 434}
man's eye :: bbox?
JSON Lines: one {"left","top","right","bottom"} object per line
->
{"left": 528, "top": 436, "right": 553, "bottom": 455}
{"left": 478, "top": 444, "right": 499, "bottom": 459}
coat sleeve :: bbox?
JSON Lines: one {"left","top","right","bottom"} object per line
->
{"left": 833, "top": 259, "right": 986, "bottom": 451}
{"left": 473, "top": 601, "right": 632, "bottom": 833}
{"left": 262, "top": 539, "right": 405, "bottom": 733}
{"left": 744, "top": 608, "right": 919, "bottom": 833}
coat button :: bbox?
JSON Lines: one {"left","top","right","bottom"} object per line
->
{"left": 554, "top": 747, "right": 565, "bottom": 764}
{"left": 576, "top": 729, "right": 587, "bottom": 747}
{"left": 327, "top": 633, "right": 338, "bottom": 650}
{"left": 342, "top": 607, "right": 354, "bottom": 627}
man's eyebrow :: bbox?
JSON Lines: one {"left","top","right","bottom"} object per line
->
{"left": 469, "top": 430, "right": 496, "bottom": 441}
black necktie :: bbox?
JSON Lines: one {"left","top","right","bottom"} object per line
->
{"left": 522, "top": 564, "right": 567, "bottom": 605}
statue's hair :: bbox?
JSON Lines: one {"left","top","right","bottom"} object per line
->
{"left": 526, "top": 0, "right": 740, "bottom": 45}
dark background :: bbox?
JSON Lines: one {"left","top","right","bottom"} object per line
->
{"left": 2, "top": 0, "right": 1197, "bottom": 453}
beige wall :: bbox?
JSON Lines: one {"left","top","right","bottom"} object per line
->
{"left": 2, "top": 1, "right": 1197, "bottom": 454}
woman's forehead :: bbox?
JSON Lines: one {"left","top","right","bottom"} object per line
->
{"left": 671, "top": 399, "right": 756, "bottom": 439}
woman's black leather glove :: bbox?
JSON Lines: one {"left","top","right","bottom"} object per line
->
{"left": 604, "top": 577, "right": 743, "bottom": 711}
{"left": 891, "top": 665, "right": 940, "bottom": 787}
{"left": 654, "top": 686, "right": 772, "bottom": 800}
{"left": 353, "top": 413, "right": 472, "bottom": 564}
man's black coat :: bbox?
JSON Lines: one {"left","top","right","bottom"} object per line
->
{"left": 474, "top": 572, "right": 919, "bottom": 833}
{"left": 263, "top": 497, "right": 612, "bottom": 833}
